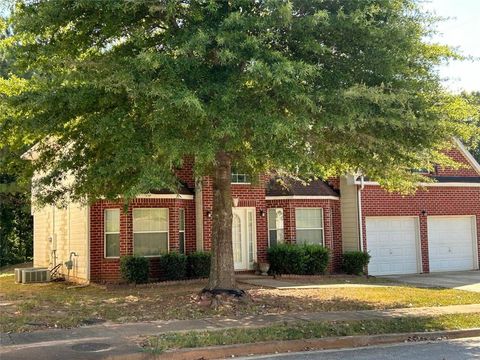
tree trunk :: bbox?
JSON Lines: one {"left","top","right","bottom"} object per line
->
{"left": 207, "top": 151, "right": 237, "bottom": 290}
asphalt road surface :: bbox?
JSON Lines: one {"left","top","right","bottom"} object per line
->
{"left": 241, "top": 336, "right": 480, "bottom": 360}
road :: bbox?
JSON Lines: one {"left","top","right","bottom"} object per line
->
{"left": 242, "top": 336, "right": 480, "bottom": 360}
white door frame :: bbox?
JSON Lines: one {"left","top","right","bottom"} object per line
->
{"left": 427, "top": 215, "right": 479, "bottom": 271}
{"left": 365, "top": 216, "right": 422, "bottom": 275}
{"left": 232, "top": 207, "right": 257, "bottom": 270}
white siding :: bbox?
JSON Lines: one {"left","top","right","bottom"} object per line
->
{"left": 340, "top": 177, "right": 360, "bottom": 251}
{"left": 32, "top": 203, "right": 89, "bottom": 282}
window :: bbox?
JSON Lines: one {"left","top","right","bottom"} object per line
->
{"left": 231, "top": 168, "right": 250, "bottom": 183}
{"left": 295, "top": 208, "right": 324, "bottom": 245}
{"left": 133, "top": 208, "right": 169, "bottom": 256}
{"left": 268, "top": 208, "right": 284, "bottom": 247}
{"left": 104, "top": 209, "right": 120, "bottom": 258}
{"left": 179, "top": 208, "right": 185, "bottom": 254}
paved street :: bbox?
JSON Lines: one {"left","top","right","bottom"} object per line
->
{"left": 243, "top": 336, "right": 480, "bottom": 360}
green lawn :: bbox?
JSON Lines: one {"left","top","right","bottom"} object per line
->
{"left": 144, "top": 313, "right": 480, "bottom": 353}
{"left": 1, "top": 272, "right": 480, "bottom": 333}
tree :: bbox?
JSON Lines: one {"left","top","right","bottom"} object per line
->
{"left": 461, "top": 92, "right": 480, "bottom": 161}
{"left": 1, "top": 0, "right": 477, "bottom": 291}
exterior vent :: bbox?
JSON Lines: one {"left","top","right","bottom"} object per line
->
{"left": 14, "top": 268, "right": 46, "bottom": 283}
{"left": 21, "top": 268, "right": 50, "bottom": 284}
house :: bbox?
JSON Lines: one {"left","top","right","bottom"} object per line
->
{"left": 27, "top": 140, "right": 480, "bottom": 282}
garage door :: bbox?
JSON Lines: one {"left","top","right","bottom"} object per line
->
{"left": 428, "top": 216, "right": 477, "bottom": 272}
{"left": 366, "top": 217, "right": 420, "bottom": 276}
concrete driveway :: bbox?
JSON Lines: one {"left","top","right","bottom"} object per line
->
{"left": 383, "top": 271, "right": 480, "bottom": 293}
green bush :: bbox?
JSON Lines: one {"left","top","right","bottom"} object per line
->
{"left": 187, "top": 251, "right": 211, "bottom": 278}
{"left": 268, "top": 243, "right": 305, "bottom": 275}
{"left": 303, "top": 244, "right": 329, "bottom": 275}
{"left": 342, "top": 251, "right": 371, "bottom": 275}
{"left": 120, "top": 256, "right": 149, "bottom": 284}
{"left": 159, "top": 252, "right": 187, "bottom": 281}
{"left": 268, "top": 243, "right": 330, "bottom": 275}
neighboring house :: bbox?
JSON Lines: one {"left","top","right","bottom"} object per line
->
{"left": 25, "top": 140, "right": 480, "bottom": 283}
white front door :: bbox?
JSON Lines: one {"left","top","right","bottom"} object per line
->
{"left": 232, "top": 208, "right": 256, "bottom": 270}
{"left": 366, "top": 217, "right": 420, "bottom": 276}
{"left": 428, "top": 216, "right": 477, "bottom": 272}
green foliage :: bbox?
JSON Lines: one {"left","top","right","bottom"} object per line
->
{"left": 342, "top": 251, "right": 371, "bottom": 275}
{"left": 159, "top": 252, "right": 187, "bottom": 281}
{"left": 268, "top": 244, "right": 306, "bottom": 275}
{"left": 1, "top": 0, "right": 478, "bottom": 205}
{"left": 120, "top": 256, "right": 149, "bottom": 284}
{"left": 0, "top": 175, "right": 33, "bottom": 267}
{"left": 303, "top": 244, "right": 329, "bottom": 275}
{"left": 187, "top": 251, "right": 211, "bottom": 279}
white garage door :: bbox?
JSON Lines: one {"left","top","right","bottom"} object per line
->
{"left": 428, "top": 216, "right": 477, "bottom": 272}
{"left": 366, "top": 217, "right": 420, "bottom": 276}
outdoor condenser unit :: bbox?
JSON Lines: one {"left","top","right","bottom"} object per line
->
{"left": 14, "top": 267, "right": 46, "bottom": 283}
{"left": 21, "top": 268, "right": 50, "bottom": 284}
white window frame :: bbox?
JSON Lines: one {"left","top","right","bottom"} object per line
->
{"left": 295, "top": 208, "right": 325, "bottom": 245}
{"left": 268, "top": 208, "right": 284, "bottom": 247}
{"left": 133, "top": 208, "right": 170, "bottom": 257}
{"left": 231, "top": 172, "right": 251, "bottom": 184}
{"left": 178, "top": 208, "right": 186, "bottom": 254}
{"left": 104, "top": 209, "right": 120, "bottom": 259}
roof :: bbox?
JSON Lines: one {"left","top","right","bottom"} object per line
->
{"left": 432, "top": 176, "right": 480, "bottom": 183}
{"left": 266, "top": 177, "right": 339, "bottom": 197}
{"left": 149, "top": 182, "right": 193, "bottom": 195}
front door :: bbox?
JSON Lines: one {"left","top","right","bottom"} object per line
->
{"left": 232, "top": 208, "right": 256, "bottom": 270}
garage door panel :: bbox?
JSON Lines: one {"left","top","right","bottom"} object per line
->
{"left": 366, "top": 217, "right": 419, "bottom": 276}
{"left": 428, "top": 216, "right": 476, "bottom": 272}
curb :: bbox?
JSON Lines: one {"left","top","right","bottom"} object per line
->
{"left": 136, "top": 328, "right": 480, "bottom": 360}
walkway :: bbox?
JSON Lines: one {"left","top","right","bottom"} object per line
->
{"left": 1, "top": 303, "right": 480, "bottom": 356}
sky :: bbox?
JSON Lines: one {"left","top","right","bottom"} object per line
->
{"left": 421, "top": 0, "right": 480, "bottom": 92}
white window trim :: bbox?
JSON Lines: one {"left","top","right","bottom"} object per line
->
{"left": 179, "top": 208, "right": 186, "bottom": 254}
{"left": 265, "top": 195, "right": 339, "bottom": 200}
{"left": 231, "top": 172, "right": 251, "bottom": 184}
{"left": 295, "top": 208, "right": 325, "bottom": 245}
{"left": 267, "top": 208, "right": 284, "bottom": 247}
{"left": 133, "top": 208, "right": 170, "bottom": 257}
{"left": 104, "top": 209, "right": 120, "bottom": 259}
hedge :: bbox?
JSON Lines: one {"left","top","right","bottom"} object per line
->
{"left": 159, "top": 252, "right": 187, "bottom": 281}
{"left": 268, "top": 243, "right": 329, "bottom": 275}
{"left": 342, "top": 251, "right": 371, "bottom": 275}
{"left": 187, "top": 251, "right": 211, "bottom": 278}
{"left": 120, "top": 256, "right": 149, "bottom": 284}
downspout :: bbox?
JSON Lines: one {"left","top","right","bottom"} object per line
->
{"left": 195, "top": 177, "right": 204, "bottom": 251}
{"left": 86, "top": 205, "right": 91, "bottom": 283}
{"left": 357, "top": 175, "right": 365, "bottom": 252}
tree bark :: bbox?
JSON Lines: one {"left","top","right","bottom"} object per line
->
{"left": 207, "top": 151, "right": 237, "bottom": 290}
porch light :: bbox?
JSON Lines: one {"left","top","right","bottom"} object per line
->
{"left": 233, "top": 198, "right": 240, "bottom": 207}
{"left": 259, "top": 209, "right": 266, "bottom": 217}
{"left": 206, "top": 211, "right": 212, "bottom": 218}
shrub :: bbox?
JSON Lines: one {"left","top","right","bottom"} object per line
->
{"left": 342, "top": 251, "right": 371, "bottom": 275}
{"left": 302, "top": 244, "right": 329, "bottom": 275}
{"left": 159, "top": 252, "right": 187, "bottom": 281}
{"left": 187, "top": 251, "right": 211, "bottom": 278}
{"left": 120, "top": 256, "right": 149, "bottom": 284}
{"left": 268, "top": 243, "right": 306, "bottom": 275}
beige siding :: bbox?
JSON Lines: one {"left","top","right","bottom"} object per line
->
{"left": 340, "top": 176, "right": 360, "bottom": 252}
{"left": 32, "top": 203, "right": 89, "bottom": 283}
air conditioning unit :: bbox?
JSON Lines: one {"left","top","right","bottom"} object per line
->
{"left": 14, "top": 268, "right": 47, "bottom": 283}
{"left": 21, "top": 268, "right": 50, "bottom": 284}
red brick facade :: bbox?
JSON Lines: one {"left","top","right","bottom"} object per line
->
{"left": 87, "top": 145, "right": 479, "bottom": 282}
{"left": 360, "top": 185, "right": 480, "bottom": 273}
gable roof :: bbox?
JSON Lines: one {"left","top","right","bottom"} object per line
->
{"left": 453, "top": 138, "right": 480, "bottom": 175}
{"left": 266, "top": 177, "right": 339, "bottom": 197}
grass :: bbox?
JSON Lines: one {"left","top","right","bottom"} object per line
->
{"left": 1, "top": 270, "right": 480, "bottom": 333}
{"left": 145, "top": 313, "right": 480, "bottom": 353}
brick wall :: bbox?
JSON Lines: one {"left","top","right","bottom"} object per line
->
{"left": 90, "top": 197, "right": 195, "bottom": 282}
{"left": 360, "top": 185, "right": 480, "bottom": 272}
{"left": 436, "top": 148, "right": 479, "bottom": 177}
{"left": 265, "top": 198, "right": 342, "bottom": 272}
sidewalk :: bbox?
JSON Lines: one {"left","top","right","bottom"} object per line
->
{"left": 0, "top": 304, "right": 480, "bottom": 360}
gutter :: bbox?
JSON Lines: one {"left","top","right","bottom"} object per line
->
{"left": 357, "top": 175, "right": 365, "bottom": 252}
